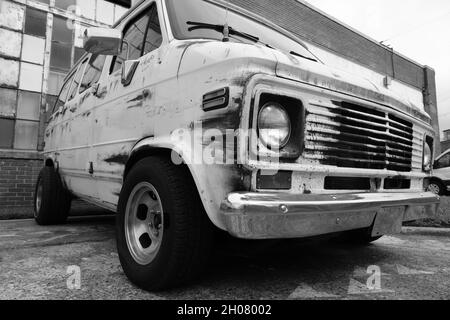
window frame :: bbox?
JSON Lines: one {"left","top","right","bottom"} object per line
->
{"left": 79, "top": 53, "right": 107, "bottom": 94}
{"left": 436, "top": 154, "right": 450, "bottom": 169}
{"left": 51, "top": 69, "right": 76, "bottom": 115}
{"left": 67, "top": 57, "right": 89, "bottom": 102}
{"left": 110, "top": 1, "right": 162, "bottom": 74}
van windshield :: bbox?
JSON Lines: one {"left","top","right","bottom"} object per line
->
{"left": 165, "top": 0, "right": 317, "bottom": 61}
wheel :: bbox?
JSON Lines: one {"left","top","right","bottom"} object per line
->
{"left": 428, "top": 180, "right": 445, "bottom": 196}
{"left": 34, "top": 166, "right": 71, "bottom": 225}
{"left": 116, "top": 156, "right": 214, "bottom": 291}
{"left": 336, "top": 227, "right": 382, "bottom": 245}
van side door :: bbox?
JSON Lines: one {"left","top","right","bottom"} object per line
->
{"left": 90, "top": 1, "right": 165, "bottom": 208}
{"left": 54, "top": 57, "right": 102, "bottom": 200}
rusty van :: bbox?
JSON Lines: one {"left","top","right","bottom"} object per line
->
{"left": 34, "top": 0, "right": 440, "bottom": 290}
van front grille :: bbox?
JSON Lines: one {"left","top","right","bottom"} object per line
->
{"left": 304, "top": 100, "right": 423, "bottom": 172}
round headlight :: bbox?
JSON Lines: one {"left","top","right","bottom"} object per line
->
{"left": 423, "top": 142, "right": 432, "bottom": 171}
{"left": 258, "top": 102, "right": 291, "bottom": 149}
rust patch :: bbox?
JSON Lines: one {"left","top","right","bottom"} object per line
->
{"left": 127, "top": 90, "right": 152, "bottom": 110}
{"left": 113, "top": 191, "right": 121, "bottom": 197}
{"left": 232, "top": 97, "right": 243, "bottom": 106}
{"left": 231, "top": 73, "right": 257, "bottom": 87}
{"left": 79, "top": 91, "right": 91, "bottom": 105}
{"left": 104, "top": 153, "right": 128, "bottom": 165}
{"left": 127, "top": 95, "right": 144, "bottom": 103}
{"left": 201, "top": 109, "right": 241, "bottom": 131}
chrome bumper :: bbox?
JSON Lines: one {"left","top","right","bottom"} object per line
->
{"left": 220, "top": 192, "right": 440, "bottom": 239}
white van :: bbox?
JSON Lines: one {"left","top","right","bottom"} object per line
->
{"left": 34, "top": 0, "right": 439, "bottom": 290}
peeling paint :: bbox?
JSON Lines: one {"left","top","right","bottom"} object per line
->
{"left": 103, "top": 154, "right": 128, "bottom": 165}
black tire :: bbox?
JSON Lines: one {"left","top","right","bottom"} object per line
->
{"left": 116, "top": 156, "right": 214, "bottom": 291}
{"left": 34, "top": 166, "right": 71, "bottom": 225}
{"left": 337, "top": 227, "right": 383, "bottom": 245}
{"left": 428, "top": 180, "right": 445, "bottom": 196}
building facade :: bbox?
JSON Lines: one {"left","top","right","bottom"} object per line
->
{"left": 0, "top": 0, "right": 129, "bottom": 215}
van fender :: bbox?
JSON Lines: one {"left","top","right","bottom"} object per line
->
{"left": 127, "top": 135, "right": 228, "bottom": 231}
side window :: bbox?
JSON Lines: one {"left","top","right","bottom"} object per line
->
{"left": 79, "top": 54, "right": 107, "bottom": 94}
{"left": 112, "top": 13, "right": 150, "bottom": 73}
{"left": 68, "top": 59, "right": 88, "bottom": 101}
{"left": 111, "top": 3, "right": 162, "bottom": 73}
{"left": 143, "top": 6, "right": 162, "bottom": 55}
{"left": 52, "top": 73, "right": 74, "bottom": 114}
{"left": 436, "top": 154, "right": 450, "bottom": 169}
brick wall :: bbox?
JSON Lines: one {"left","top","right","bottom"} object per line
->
{"left": 0, "top": 156, "right": 42, "bottom": 218}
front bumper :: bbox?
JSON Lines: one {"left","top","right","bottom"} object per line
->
{"left": 220, "top": 192, "right": 440, "bottom": 239}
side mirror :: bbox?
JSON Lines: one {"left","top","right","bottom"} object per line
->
{"left": 121, "top": 60, "right": 140, "bottom": 86}
{"left": 83, "top": 27, "right": 122, "bottom": 55}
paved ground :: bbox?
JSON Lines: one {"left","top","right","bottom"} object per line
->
{"left": 0, "top": 216, "right": 449, "bottom": 300}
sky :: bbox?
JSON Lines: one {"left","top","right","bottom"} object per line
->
{"left": 304, "top": 0, "right": 450, "bottom": 136}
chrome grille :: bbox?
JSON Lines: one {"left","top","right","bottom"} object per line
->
{"left": 304, "top": 100, "right": 423, "bottom": 172}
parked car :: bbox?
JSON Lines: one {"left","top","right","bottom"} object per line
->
{"left": 34, "top": 0, "right": 440, "bottom": 291}
{"left": 428, "top": 149, "right": 450, "bottom": 195}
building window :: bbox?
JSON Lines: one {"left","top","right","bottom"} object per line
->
{"left": 17, "top": 91, "right": 41, "bottom": 121}
{"left": 50, "top": 42, "right": 72, "bottom": 72}
{"left": 24, "top": 7, "right": 47, "bottom": 38}
{"left": 0, "top": 118, "right": 15, "bottom": 149}
{"left": 50, "top": 16, "right": 73, "bottom": 72}
{"left": 77, "top": 0, "right": 96, "bottom": 20}
{"left": 74, "top": 47, "right": 85, "bottom": 65}
{"left": 52, "top": 16, "right": 73, "bottom": 43}
{"left": 55, "top": 0, "right": 76, "bottom": 11}
{"left": 14, "top": 120, "right": 39, "bottom": 150}
{"left": 0, "top": 88, "right": 17, "bottom": 118}
{"left": 19, "top": 63, "right": 43, "bottom": 93}
{"left": 48, "top": 71, "right": 67, "bottom": 96}
{"left": 22, "top": 35, "right": 46, "bottom": 65}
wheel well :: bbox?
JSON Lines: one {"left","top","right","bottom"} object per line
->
{"left": 124, "top": 146, "right": 203, "bottom": 206}
{"left": 124, "top": 147, "right": 184, "bottom": 180}
{"left": 430, "top": 177, "right": 443, "bottom": 185}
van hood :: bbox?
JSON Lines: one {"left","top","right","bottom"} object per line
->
{"left": 178, "top": 40, "right": 430, "bottom": 124}
{"left": 272, "top": 49, "right": 431, "bottom": 124}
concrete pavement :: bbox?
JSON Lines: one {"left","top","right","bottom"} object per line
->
{"left": 0, "top": 217, "right": 449, "bottom": 300}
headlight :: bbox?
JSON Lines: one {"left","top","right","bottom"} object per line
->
{"left": 423, "top": 140, "right": 432, "bottom": 171}
{"left": 258, "top": 102, "right": 291, "bottom": 149}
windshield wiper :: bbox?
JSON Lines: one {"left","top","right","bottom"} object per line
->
{"left": 186, "top": 21, "right": 318, "bottom": 63}
{"left": 289, "top": 50, "right": 318, "bottom": 62}
{"left": 187, "top": 21, "right": 260, "bottom": 43}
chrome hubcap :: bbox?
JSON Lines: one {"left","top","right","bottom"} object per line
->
{"left": 125, "top": 182, "right": 164, "bottom": 265}
{"left": 35, "top": 180, "right": 43, "bottom": 217}
{"left": 428, "top": 184, "right": 440, "bottom": 195}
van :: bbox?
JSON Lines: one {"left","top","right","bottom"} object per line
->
{"left": 35, "top": 0, "right": 440, "bottom": 290}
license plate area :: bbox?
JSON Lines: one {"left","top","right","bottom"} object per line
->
{"left": 372, "top": 206, "right": 405, "bottom": 237}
